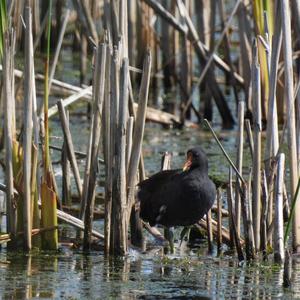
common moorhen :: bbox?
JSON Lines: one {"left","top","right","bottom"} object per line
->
{"left": 138, "top": 146, "right": 216, "bottom": 227}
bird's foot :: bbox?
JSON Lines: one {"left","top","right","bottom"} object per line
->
{"left": 179, "top": 226, "right": 191, "bottom": 246}
{"left": 164, "top": 227, "right": 174, "bottom": 254}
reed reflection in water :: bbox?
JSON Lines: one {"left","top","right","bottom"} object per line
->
{"left": 0, "top": 249, "right": 296, "bottom": 299}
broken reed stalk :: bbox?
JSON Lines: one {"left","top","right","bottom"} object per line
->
{"left": 228, "top": 167, "right": 244, "bottom": 260}
{"left": 274, "top": 153, "right": 285, "bottom": 263}
{"left": 110, "top": 58, "right": 129, "bottom": 255}
{"left": 23, "top": 6, "right": 33, "bottom": 250}
{"left": 206, "top": 209, "right": 213, "bottom": 253}
{"left": 126, "top": 50, "right": 151, "bottom": 222}
{"left": 252, "top": 40, "right": 262, "bottom": 252}
{"left": 48, "top": 9, "right": 70, "bottom": 90}
{"left": 281, "top": 0, "right": 300, "bottom": 253}
{"left": 235, "top": 101, "right": 244, "bottom": 239}
{"left": 83, "top": 42, "right": 107, "bottom": 251}
{"left": 57, "top": 100, "right": 83, "bottom": 198}
{"left": 62, "top": 110, "right": 71, "bottom": 206}
{"left": 79, "top": 119, "right": 93, "bottom": 219}
{"left": 3, "top": 28, "right": 17, "bottom": 247}
{"left": 217, "top": 189, "right": 222, "bottom": 253}
{"left": 243, "top": 171, "right": 255, "bottom": 260}
{"left": 245, "top": 119, "right": 254, "bottom": 161}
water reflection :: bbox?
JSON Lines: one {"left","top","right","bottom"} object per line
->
{"left": 0, "top": 248, "right": 297, "bottom": 299}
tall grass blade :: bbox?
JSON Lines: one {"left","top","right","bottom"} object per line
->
{"left": 0, "top": 0, "right": 7, "bottom": 59}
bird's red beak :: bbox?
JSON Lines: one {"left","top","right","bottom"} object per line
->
{"left": 183, "top": 153, "right": 193, "bottom": 171}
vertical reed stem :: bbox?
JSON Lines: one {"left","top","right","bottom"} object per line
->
{"left": 235, "top": 101, "right": 244, "bottom": 239}
{"left": 274, "top": 153, "right": 285, "bottom": 263}
{"left": 23, "top": 6, "right": 33, "bottom": 250}
{"left": 252, "top": 40, "right": 262, "bottom": 252}
{"left": 281, "top": 0, "right": 300, "bottom": 252}
{"left": 83, "top": 43, "right": 107, "bottom": 251}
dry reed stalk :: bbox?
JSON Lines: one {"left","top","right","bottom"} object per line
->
{"left": 111, "top": 58, "right": 129, "bottom": 255}
{"left": 127, "top": 52, "right": 151, "bottom": 247}
{"left": 33, "top": 7, "right": 49, "bottom": 51}
{"left": 48, "top": 86, "right": 92, "bottom": 118}
{"left": 227, "top": 168, "right": 235, "bottom": 249}
{"left": 57, "top": 100, "right": 83, "bottom": 198}
{"left": 23, "top": 6, "right": 33, "bottom": 250}
{"left": 198, "top": 217, "right": 239, "bottom": 248}
{"left": 281, "top": 0, "right": 300, "bottom": 252}
{"left": 176, "top": 0, "right": 234, "bottom": 128}
{"left": 119, "top": 0, "right": 128, "bottom": 59}
{"left": 217, "top": 189, "right": 222, "bottom": 253}
{"left": 48, "top": 9, "right": 70, "bottom": 90}
{"left": 78, "top": 0, "right": 98, "bottom": 44}
{"left": 179, "top": 0, "right": 191, "bottom": 119}
{"left": 252, "top": 40, "right": 262, "bottom": 252}
{"left": 3, "top": 28, "right": 17, "bottom": 248}
{"left": 3, "top": 65, "right": 193, "bottom": 127}
{"left": 206, "top": 209, "right": 213, "bottom": 253}
{"left": 30, "top": 13, "right": 40, "bottom": 248}
{"left": 126, "top": 50, "right": 151, "bottom": 219}
{"left": 83, "top": 42, "right": 107, "bottom": 250}
{"left": 274, "top": 153, "right": 285, "bottom": 263}
{"left": 104, "top": 45, "right": 112, "bottom": 254}
{"left": 218, "top": 0, "right": 239, "bottom": 105}
{"left": 237, "top": 2, "right": 252, "bottom": 110}
{"left": 245, "top": 119, "right": 254, "bottom": 161}
{"left": 283, "top": 250, "right": 291, "bottom": 287}
{"left": 159, "top": 152, "right": 174, "bottom": 252}
{"left": 109, "top": 47, "right": 120, "bottom": 252}
{"left": 126, "top": 116, "right": 134, "bottom": 170}
{"left": 235, "top": 101, "right": 245, "bottom": 239}
{"left": 265, "top": 1, "right": 281, "bottom": 177}
{"left": 79, "top": 123, "right": 93, "bottom": 220}
{"left": 62, "top": 111, "right": 71, "bottom": 206}
{"left": 242, "top": 172, "right": 255, "bottom": 260}
{"left": 127, "top": 0, "right": 137, "bottom": 67}
{"left": 261, "top": 170, "right": 269, "bottom": 258}
{"left": 143, "top": 0, "right": 244, "bottom": 85}
{"left": 228, "top": 168, "right": 244, "bottom": 260}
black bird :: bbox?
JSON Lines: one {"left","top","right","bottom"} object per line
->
{"left": 138, "top": 146, "right": 216, "bottom": 227}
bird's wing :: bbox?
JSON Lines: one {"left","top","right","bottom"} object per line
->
{"left": 138, "top": 169, "right": 183, "bottom": 225}
{"left": 138, "top": 169, "right": 181, "bottom": 191}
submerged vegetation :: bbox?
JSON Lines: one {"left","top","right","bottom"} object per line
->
{"left": 0, "top": 0, "right": 300, "bottom": 297}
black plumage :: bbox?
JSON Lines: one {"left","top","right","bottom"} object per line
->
{"left": 138, "top": 146, "right": 216, "bottom": 227}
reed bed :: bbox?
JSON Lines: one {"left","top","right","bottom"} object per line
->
{"left": 0, "top": 0, "right": 299, "bottom": 280}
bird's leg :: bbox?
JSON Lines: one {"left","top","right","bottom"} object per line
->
{"left": 179, "top": 226, "right": 191, "bottom": 246}
{"left": 164, "top": 227, "right": 174, "bottom": 254}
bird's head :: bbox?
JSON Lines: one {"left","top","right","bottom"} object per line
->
{"left": 182, "top": 146, "right": 208, "bottom": 172}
